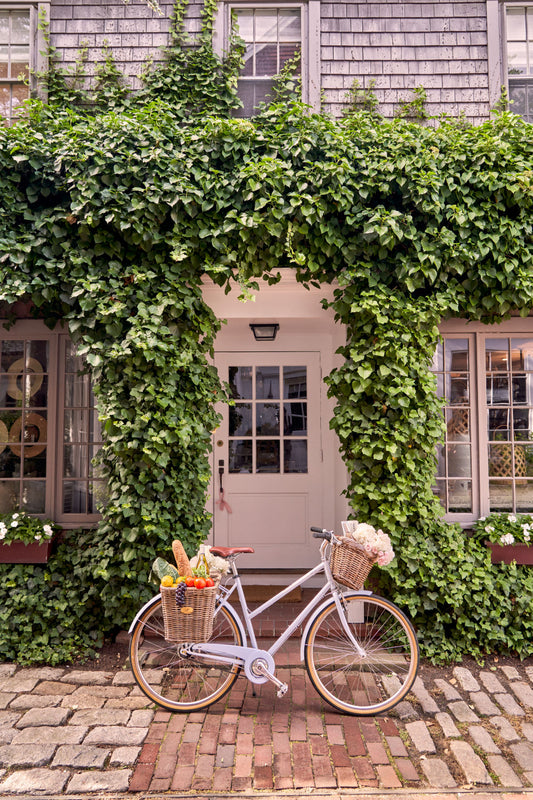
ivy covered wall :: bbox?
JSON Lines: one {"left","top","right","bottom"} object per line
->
{"left": 0, "top": 2, "right": 532, "bottom": 664}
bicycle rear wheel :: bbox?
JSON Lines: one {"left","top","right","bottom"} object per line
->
{"left": 304, "top": 593, "right": 418, "bottom": 715}
{"left": 129, "top": 597, "right": 243, "bottom": 712}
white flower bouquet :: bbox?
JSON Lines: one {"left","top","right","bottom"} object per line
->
{"left": 341, "top": 520, "right": 395, "bottom": 566}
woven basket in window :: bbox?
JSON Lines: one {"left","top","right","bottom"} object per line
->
{"left": 160, "top": 581, "right": 219, "bottom": 643}
{"left": 329, "top": 537, "right": 375, "bottom": 590}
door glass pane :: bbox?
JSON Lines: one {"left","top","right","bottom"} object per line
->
{"left": 256, "top": 403, "right": 279, "bottom": 435}
{"left": 229, "top": 366, "right": 252, "bottom": 399}
{"left": 229, "top": 404, "right": 252, "bottom": 436}
{"left": 284, "top": 402, "right": 307, "bottom": 435}
{"left": 257, "top": 440, "right": 279, "bottom": 472}
{"left": 284, "top": 440, "right": 307, "bottom": 473}
{"left": 256, "top": 367, "right": 279, "bottom": 399}
{"left": 229, "top": 440, "right": 252, "bottom": 473}
{"left": 283, "top": 366, "right": 306, "bottom": 398}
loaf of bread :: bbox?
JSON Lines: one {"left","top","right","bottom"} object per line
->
{"left": 172, "top": 540, "right": 193, "bottom": 576}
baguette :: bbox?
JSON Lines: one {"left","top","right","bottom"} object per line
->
{"left": 172, "top": 540, "right": 193, "bottom": 576}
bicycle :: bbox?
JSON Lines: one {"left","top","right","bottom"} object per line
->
{"left": 128, "top": 527, "right": 419, "bottom": 716}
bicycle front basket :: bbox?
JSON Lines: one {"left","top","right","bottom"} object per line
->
{"left": 330, "top": 537, "right": 375, "bottom": 589}
{"left": 160, "top": 582, "right": 218, "bottom": 642}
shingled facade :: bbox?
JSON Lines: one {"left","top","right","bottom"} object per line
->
{"left": 23, "top": 0, "right": 520, "bottom": 123}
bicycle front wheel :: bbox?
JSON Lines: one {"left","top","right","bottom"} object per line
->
{"left": 304, "top": 593, "right": 419, "bottom": 716}
{"left": 129, "top": 597, "right": 243, "bottom": 712}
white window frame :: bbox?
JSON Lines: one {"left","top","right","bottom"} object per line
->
{"left": 439, "top": 317, "right": 533, "bottom": 526}
{"left": 213, "top": 0, "right": 320, "bottom": 112}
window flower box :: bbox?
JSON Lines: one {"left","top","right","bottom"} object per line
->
{"left": 0, "top": 512, "right": 57, "bottom": 564}
{"left": 486, "top": 542, "right": 533, "bottom": 566}
{"left": 0, "top": 538, "right": 55, "bottom": 564}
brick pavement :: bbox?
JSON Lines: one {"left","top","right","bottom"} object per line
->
{"left": 0, "top": 630, "right": 533, "bottom": 794}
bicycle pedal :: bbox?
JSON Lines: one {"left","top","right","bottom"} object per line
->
{"left": 276, "top": 683, "right": 288, "bottom": 698}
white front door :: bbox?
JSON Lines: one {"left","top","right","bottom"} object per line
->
{"left": 212, "top": 351, "right": 323, "bottom": 569}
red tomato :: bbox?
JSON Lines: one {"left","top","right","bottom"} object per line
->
{"left": 205, "top": 577, "right": 214, "bottom": 587}
{"left": 185, "top": 576, "right": 195, "bottom": 587}
{"left": 194, "top": 577, "right": 207, "bottom": 589}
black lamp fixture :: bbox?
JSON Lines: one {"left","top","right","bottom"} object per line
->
{"left": 249, "top": 323, "right": 279, "bottom": 341}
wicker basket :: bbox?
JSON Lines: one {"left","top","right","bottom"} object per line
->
{"left": 330, "top": 537, "right": 375, "bottom": 589}
{"left": 160, "top": 582, "right": 218, "bottom": 643}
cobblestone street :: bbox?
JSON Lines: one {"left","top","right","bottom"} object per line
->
{"left": 0, "top": 638, "right": 532, "bottom": 795}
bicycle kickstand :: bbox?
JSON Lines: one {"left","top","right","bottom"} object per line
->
{"left": 252, "top": 659, "right": 288, "bottom": 698}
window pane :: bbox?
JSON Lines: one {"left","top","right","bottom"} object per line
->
{"left": 236, "top": 79, "right": 273, "bottom": 116}
{"left": 284, "top": 439, "right": 307, "bottom": 473}
{"left": 284, "top": 366, "right": 306, "bottom": 398}
{"left": 279, "top": 9, "right": 301, "bottom": 40}
{"left": 280, "top": 43, "right": 301, "bottom": 72}
{"left": 0, "top": 479, "right": 16, "bottom": 512}
{"left": 516, "top": 480, "right": 533, "bottom": 511}
{"left": 229, "top": 366, "right": 252, "bottom": 399}
{"left": 23, "top": 449, "right": 46, "bottom": 478}
{"left": 507, "top": 6, "right": 527, "bottom": 40}
{"left": 0, "top": 13, "right": 8, "bottom": 45}
{"left": 255, "top": 10, "right": 278, "bottom": 41}
{"left": 256, "top": 367, "right": 279, "bottom": 399}
{"left": 229, "top": 403, "right": 252, "bottom": 436}
{"left": 257, "top": 440, "right": 279, "bottom": 472}
{"left": 508, "top": 41, "right": 528, "bottom": 74}
{"left": 446, "top": 408, "right": 469, "bottom": 440}
{"left": 11, "top": 12, "right": 30, "bottom": 44}
{"left": 256, "top": 43, "right": 278, "bottom": 76}
{"left": 256, "top": 402, "right": 279, "bottom": 435}
{"left": 241, "top": 43, "right": 254, "bottom": 76}
{"left": 447, "top": 444, "right": 471, "bottom": 477}
{"left": 235, "top": 8, "right": 253, "bottom": 39}
{"left": 448, "top": 479, "right": 472, "bottom": 512}
{"left": 284, "top": 402, "right": 307, "bottom": 435}
{"left": 21, "top": 480, "right": 45, "bottom": 513}
{"left": 229, "top": 439, "right": 252, "bottom": 473}
{"left": 64, "top": 445, "right": 89, "bottom": 478}
{"left": 489, "top": 480, "right": 513, "bottom": 511}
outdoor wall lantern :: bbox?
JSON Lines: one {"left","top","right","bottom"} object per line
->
{"left": 249, "top": 323, "right": 279, "bottom": 341}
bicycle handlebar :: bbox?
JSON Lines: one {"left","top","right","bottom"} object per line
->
{"left": 310, "top": 526, "right": 334, "bottom": 541}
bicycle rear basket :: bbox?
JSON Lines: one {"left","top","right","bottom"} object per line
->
{"left": 160, "top": 582, "right": 219, "bottom": 642}
{"left": 330, "top": 537, "right": 375, "bottom": 589}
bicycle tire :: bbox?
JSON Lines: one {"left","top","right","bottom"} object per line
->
{"left": 129, "top": 596, "right": 243, "bottom": 712}
{"left": 304, "top": 593, "right": 419, "bottom": 716}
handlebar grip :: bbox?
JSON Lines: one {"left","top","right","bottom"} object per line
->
{"left": 311, "top": 526, "right": 333, "bottom": 541}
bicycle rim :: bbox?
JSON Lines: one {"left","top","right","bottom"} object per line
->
{"left": 129, "top": 597, "right": 243, "bottom": 712}
{"left": 304, "top": 594, "right": 419, "bottom": 715}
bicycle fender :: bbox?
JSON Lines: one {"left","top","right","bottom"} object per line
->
{"left": 128, "top": 593, "right": 161, "bottom": 634}
{"left": 299, "top": 589, "right": 372, "bottom": 661}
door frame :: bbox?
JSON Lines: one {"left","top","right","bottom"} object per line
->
{"left": 202, "top": 273, "right": 348, "bottom": 578}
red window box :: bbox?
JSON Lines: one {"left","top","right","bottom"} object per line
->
{"left": 486, "top": 542, "right": 533, "bottom": 565}
{"left": 0, "top": 538, "right": 55, "bottom": 564}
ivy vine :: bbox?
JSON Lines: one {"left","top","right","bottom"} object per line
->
{"left": 0, "top": 1, "right": 532, "bottom": 664}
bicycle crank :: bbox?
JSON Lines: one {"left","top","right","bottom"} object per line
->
{"left": 188, "top": 643, "right": 288, "bottom": 696}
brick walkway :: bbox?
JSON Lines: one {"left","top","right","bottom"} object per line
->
{"left": 129, "top": 637, "right": 533, "bottom": 794}
{"left": 0, "top": 593, "right": 533, "bottom": 795}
